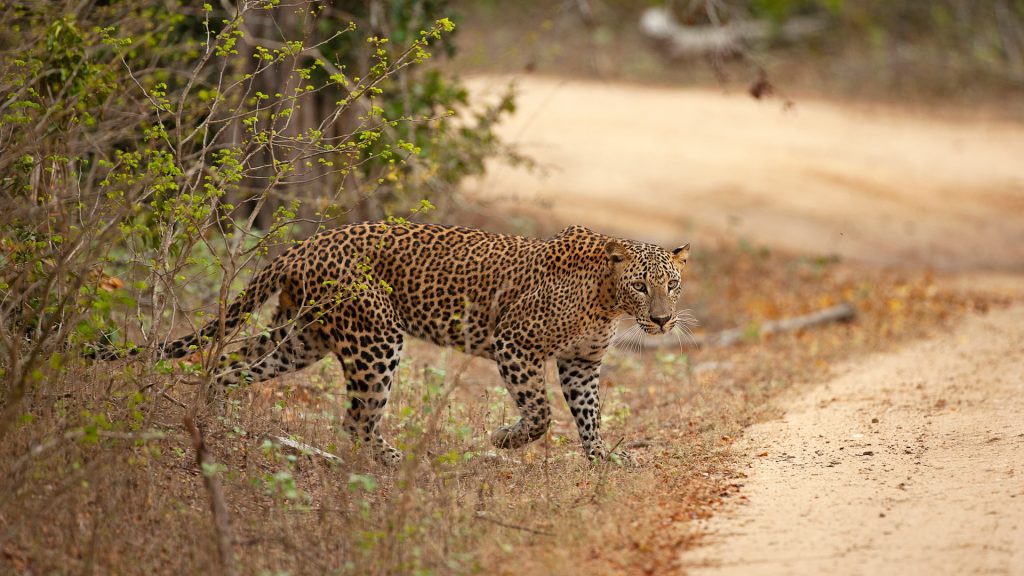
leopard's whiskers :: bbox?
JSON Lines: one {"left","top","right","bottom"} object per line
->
{"left": 675, "top": 308, "right": 698, "bottom": 326}
{"left": 673, "top": 309, "right": 699, "bottom": 347}
{"left": 612, "top": 323, "right": 640, "bottom": 348}
{"left": 613, "top": 323, "right": 646, "bottom": 357}
{"left": 633, "top": 327, "right": 646, "bottom": 357}
{"left": 625, "top": 323, "right": 645, "bottom": 356}
{"left": 674, "top": 323, "right": 698, "bottom": 347}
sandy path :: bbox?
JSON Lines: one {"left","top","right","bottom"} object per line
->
{"left": 466, "top": 75, "right": 1024, "bottom": 271}
{"left": 680, "top": 304, "right": 1024, "bottom": 575}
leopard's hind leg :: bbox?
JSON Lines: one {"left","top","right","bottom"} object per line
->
{"left": 328, "top": 293, "right": 405, "bottom": 466}
{"left": 490, "top": 341, "right": 552, "bottom": 450}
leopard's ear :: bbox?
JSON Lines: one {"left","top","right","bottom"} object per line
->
{"left": 671, "top": 243, "right": 690, "bottom": 266}
{"left": 605, "top": 241, "right": 632, "bottom": 265}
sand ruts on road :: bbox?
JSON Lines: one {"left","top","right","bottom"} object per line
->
{"left": 681, "top": 304, "right": 1024, "bottom": 575}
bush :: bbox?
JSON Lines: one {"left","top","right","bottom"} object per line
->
{"left": 0, "top": 0, "right": 516, "bottom": 425}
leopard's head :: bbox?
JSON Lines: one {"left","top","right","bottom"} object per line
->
{"left": 606, "top": 240, "right": 690, "bottom": 335}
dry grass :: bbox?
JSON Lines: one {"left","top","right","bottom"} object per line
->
{"left": 0, "top": 237, "right": 1004, "bottom": 575}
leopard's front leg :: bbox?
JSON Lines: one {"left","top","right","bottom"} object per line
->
{"left": 557, "top": 356, "right": 633, "bottom": 464}
{"left": 490, "top": 342, "right": 550, "bottom": 450}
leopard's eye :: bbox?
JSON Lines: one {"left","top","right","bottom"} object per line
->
{"left": 668, "top": 279, "right": 680, "bottom": 291}
{"left": 631, "top": 281, "right": 647, "bottom": 294}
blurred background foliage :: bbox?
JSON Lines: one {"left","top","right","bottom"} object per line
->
{"left": 747, "top": 0, "right": 1024, "bottom": 83}
{"left": 454, "top": 0, "right": 1024, "bottom": 107}
{"left": 1, "top": 0, "right": 517, "bottom": 229}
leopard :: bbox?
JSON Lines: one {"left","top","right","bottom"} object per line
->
{"left": 97, "top": 222, "right": 690, "bottom": 465}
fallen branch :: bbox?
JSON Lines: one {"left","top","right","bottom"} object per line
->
{"left": 644, "top": 302, "right": 856, "bottom": 350}
{"left": 640, "top": 7, "right": 827, "bottom": 59}
{"left": 184, "top": 415, "right": 236, "bottom": 576}
{"left": 267, "top": 434, "right": 344, "bottom": 466}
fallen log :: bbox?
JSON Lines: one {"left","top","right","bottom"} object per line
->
{"left": 639, "top": 6, "right": 828, "bottom": 59}
{"left": 709, "top": 302, "right": 855, "bottom": 347}
{"left": 642, "top": 302, "right": 856, "bottom": 350}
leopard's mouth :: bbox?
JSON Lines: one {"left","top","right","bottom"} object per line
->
{"left": 638, "top": 321, "right": 671, "bottom": 335}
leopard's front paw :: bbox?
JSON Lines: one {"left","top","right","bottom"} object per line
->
{"left": 607, "top": 449, "right": 636, "bottom": 467}
{"left": 374, "top": 442, "right": 405, "bottom": 467}
{"left": 585, "top": 443, "right": 637, "bottom": 467}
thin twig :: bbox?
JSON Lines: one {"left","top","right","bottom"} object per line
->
{"left": 609, "top": 436, "right": 625, "bottom": 455}
{"left": 184, "top": 415, "right": 236, "bottom": 576}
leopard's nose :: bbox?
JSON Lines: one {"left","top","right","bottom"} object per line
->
{"left": 651, "top": 314, "right": 671, "bottom": 329}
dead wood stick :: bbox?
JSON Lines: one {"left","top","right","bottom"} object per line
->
{"left": 644, "top": 302, "right": 856, "bottom": 350}
{"left": 640, "top": 7, "right": 828, "bottom": 59}
{"left": 267, "top": 434, "right": 344, "bottom": 465}
{"left": 711, "top": 302, "right": 855, "bottom": 347}
{"left": 184, "top": 415, "right": 236, "bottom": 576}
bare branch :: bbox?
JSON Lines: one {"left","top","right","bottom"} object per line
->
{"left": 184, "top": 415, "right": 237, "bottom": 576}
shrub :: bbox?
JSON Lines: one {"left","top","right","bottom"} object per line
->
{"left": 0, "top": 0, "right": 515, "bottom": 426}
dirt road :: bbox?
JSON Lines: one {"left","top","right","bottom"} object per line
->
{"left": 681, "top": 303, "right": 1024, "bottom": 575}
{"left": 467, "top": 76, "right": 1024, "bottom": 574}
{"left": 466, "top": 75, "right": 1024, "bottom": 271}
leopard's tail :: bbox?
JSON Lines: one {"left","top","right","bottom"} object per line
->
{"left": 86, "top": 263, "right": 285, "bottom": 361}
